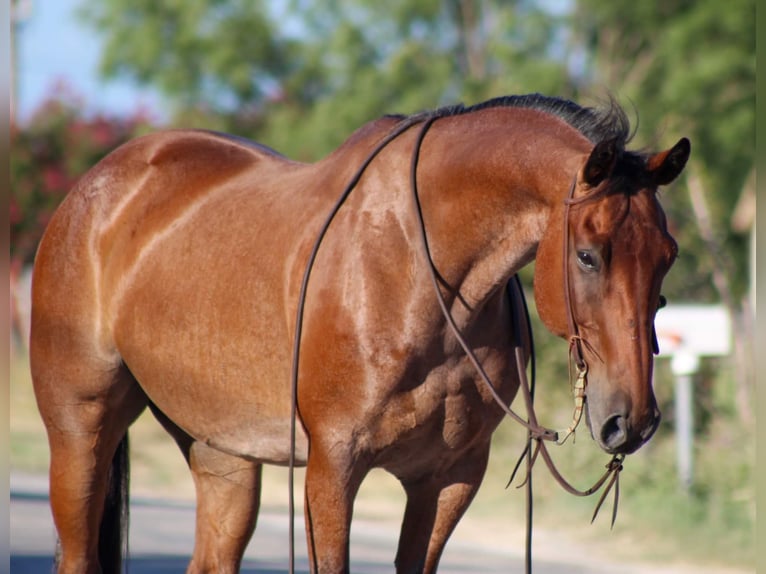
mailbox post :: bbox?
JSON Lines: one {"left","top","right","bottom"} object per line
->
{"left": 654, "top": 305, "right": 730, "bottom": 491}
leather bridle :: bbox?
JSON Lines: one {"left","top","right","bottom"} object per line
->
{"left": 287, "top": 111, "right": 629, "bottom": 574}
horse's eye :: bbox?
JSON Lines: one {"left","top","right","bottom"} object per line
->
{"left": 576, "top": 250, "right": 598, "bottom": 270}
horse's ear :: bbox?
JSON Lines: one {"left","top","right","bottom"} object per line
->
{"left": 582, "top": 137, "right": 620, "bottom": 187}
{"left": 647, "top": 137, "right": 691, "bottom": 186}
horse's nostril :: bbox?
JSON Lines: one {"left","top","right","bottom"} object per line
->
{"left": 600, "top": 414, "right": 627, "bottom": 450}
{"left": 641, "top": 409, "right": 662, "bottom": 441}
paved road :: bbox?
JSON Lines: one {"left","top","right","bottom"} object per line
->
{"left": 10, "top": 472, "right": 610, "bottom": 574}
{"left": 10, "top": 472, "right": 734, "bottom": 574}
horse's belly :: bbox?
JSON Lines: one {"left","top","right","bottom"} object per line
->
{"left": 119, "top": 331, "right": 309, "bottom": 464}
{"left": 119, "top": 333, "right": 310, "bottom": 464}
{"left": 110, "top": 252, "right": 309, "bottom": 465}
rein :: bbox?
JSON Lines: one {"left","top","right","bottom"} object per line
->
{"left": 288, "top": 112, "right": 624, "bottom": 574}
{"left": 409, "top": 118, "right": 625, "bottom": 572}
{"left": 287, "top": 112, "right": 431, "bottom": 572}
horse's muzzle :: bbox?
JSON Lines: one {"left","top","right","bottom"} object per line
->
{"left": 598, "top": 407, "right": 661, "bottom": 454}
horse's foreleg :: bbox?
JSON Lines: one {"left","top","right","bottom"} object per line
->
{"left": 395, "top": 444, "right": 490, "bottom": 574}
{"left": 303, "top": 440, "right": 367, "bottom": 573}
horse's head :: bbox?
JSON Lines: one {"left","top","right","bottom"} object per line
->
{"left": 534, "top": 136, "right": 690, "bottom": 455}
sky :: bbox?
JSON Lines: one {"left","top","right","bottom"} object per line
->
{"left": 13, "top": 0, "right": 573, "bottom": 126}
{"left": 14, "top": 0, "right": 168, "bottom": 124}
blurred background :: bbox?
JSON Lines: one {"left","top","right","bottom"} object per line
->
{"left": 9, "top": 0, "right": 755, "bottom": 571}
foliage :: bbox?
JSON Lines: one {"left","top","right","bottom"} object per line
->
{"left": 572, "top": 0, "right": 755, "bottom": 303}
{"left": 79, "top": 0, "right": 295, "bottom": 111}
{"left": 80, "top": 0, "right": 575, "bottom": 159}
{"left": 10, "top": 92, "right": 153, "bottom": 265}
{"left": 75, "top": 0, "right": 754, "bottom": 298}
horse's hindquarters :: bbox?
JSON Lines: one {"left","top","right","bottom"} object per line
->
{"left": 32, "top": 129, "right": 316, "bottom": 466}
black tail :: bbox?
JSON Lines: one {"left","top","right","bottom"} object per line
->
{"left": 99, "top": 433, "right": 130, "bottom": 574}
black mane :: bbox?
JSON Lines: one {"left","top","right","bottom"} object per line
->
{"left": 385, "top": 93, "right": 650, "bottom": 188}
{"left": 390, "top": 93, "right": 635, "bottom": 149}
{"left": 457, "top": 93, "right": 634, "bottom": 147}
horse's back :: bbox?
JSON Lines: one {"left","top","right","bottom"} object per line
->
{"left": 34, "top": 128, "right": 294, "bottom": 263}
{"left": 33, "top": 117, "right": 406, "bottom": 294}
{"left": 31, "top": 129, "right": 291, "bottom": 344}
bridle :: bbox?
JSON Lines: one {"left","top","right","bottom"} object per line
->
{"left": 563, "top": 177, "right": 600, "bottom": 372}
{"left": 287, "top": 111, "right": 630, "bottom": 574}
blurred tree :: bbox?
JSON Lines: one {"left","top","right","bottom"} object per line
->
{"left": 80, "top": 0, "right": 574, "bottom": 158}
{"left": 571, "top": 0, "right": 755, "bottom": 419}
{"left": 10, "top": 92, "right": 152, "bottom": 266}
{"left": 9, "top": 91, "right": 153, "bottom": 350}
{"left": 81, "top": 0, "right": 296, "bottom": 113}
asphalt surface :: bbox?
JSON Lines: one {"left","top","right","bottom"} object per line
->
{"left": 10, "top": 471, "right": 610, "bottom": 574}
{"left": 9, "top": 472, "right": 737, "bottom": 574}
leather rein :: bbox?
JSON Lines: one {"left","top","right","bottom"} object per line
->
{"left": 287, "top": 111, "right": 626, "bottom": 573}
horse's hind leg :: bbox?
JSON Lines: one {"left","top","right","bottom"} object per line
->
{"left": 394, "top": 443, "right": 491, "bottom": 574}
{"left": 31, "top": 351, "right": 147, "bottom": 574}
{"left": 149, "top": 407, "right": 262, "bottom": 574}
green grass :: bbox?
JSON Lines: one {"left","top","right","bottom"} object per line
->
{"left": 471, "top": 333, "right": 756, "bottom": 570}
{"left": 10, "top": 352, "right": 50, "bottom": 474}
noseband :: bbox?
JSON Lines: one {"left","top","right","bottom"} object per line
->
{"left": 288, "top": 111, "right": 627, "bottom": 574}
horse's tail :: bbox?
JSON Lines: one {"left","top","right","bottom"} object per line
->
{"left": 99, "top": 433, "right": 131, "bottom": 573}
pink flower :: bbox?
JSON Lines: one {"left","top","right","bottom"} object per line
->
{"left": 43, "top": 166, "right": 68, "bottom": 193}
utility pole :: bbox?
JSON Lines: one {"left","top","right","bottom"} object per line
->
{"left": 11, "top": 0, "right": 32, "bottom": 125}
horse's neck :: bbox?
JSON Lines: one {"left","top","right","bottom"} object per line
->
{"left": 414, "top": 116, "right": 583, "bottom": 325}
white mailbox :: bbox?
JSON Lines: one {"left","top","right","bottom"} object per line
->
{"left": 653, "top": 304, "right": 731, "bottom": 490}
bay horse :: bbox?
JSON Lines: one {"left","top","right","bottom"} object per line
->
{"left": 29, "top": 94, "right": 689, "bottom": 573}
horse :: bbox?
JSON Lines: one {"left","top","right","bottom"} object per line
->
{"left": 29, "top": 93, "right": 689, "bottom": 573}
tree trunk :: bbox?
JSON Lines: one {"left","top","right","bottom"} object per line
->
{"left": 686, "top": 163, "right": 754, "bottom": 426}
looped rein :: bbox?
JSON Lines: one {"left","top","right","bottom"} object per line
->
{"left": 409, "top": 117, "right": 625, "bottom": 526}
{"left": 288, "top": 111, "right": 626, "bottom": 574}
